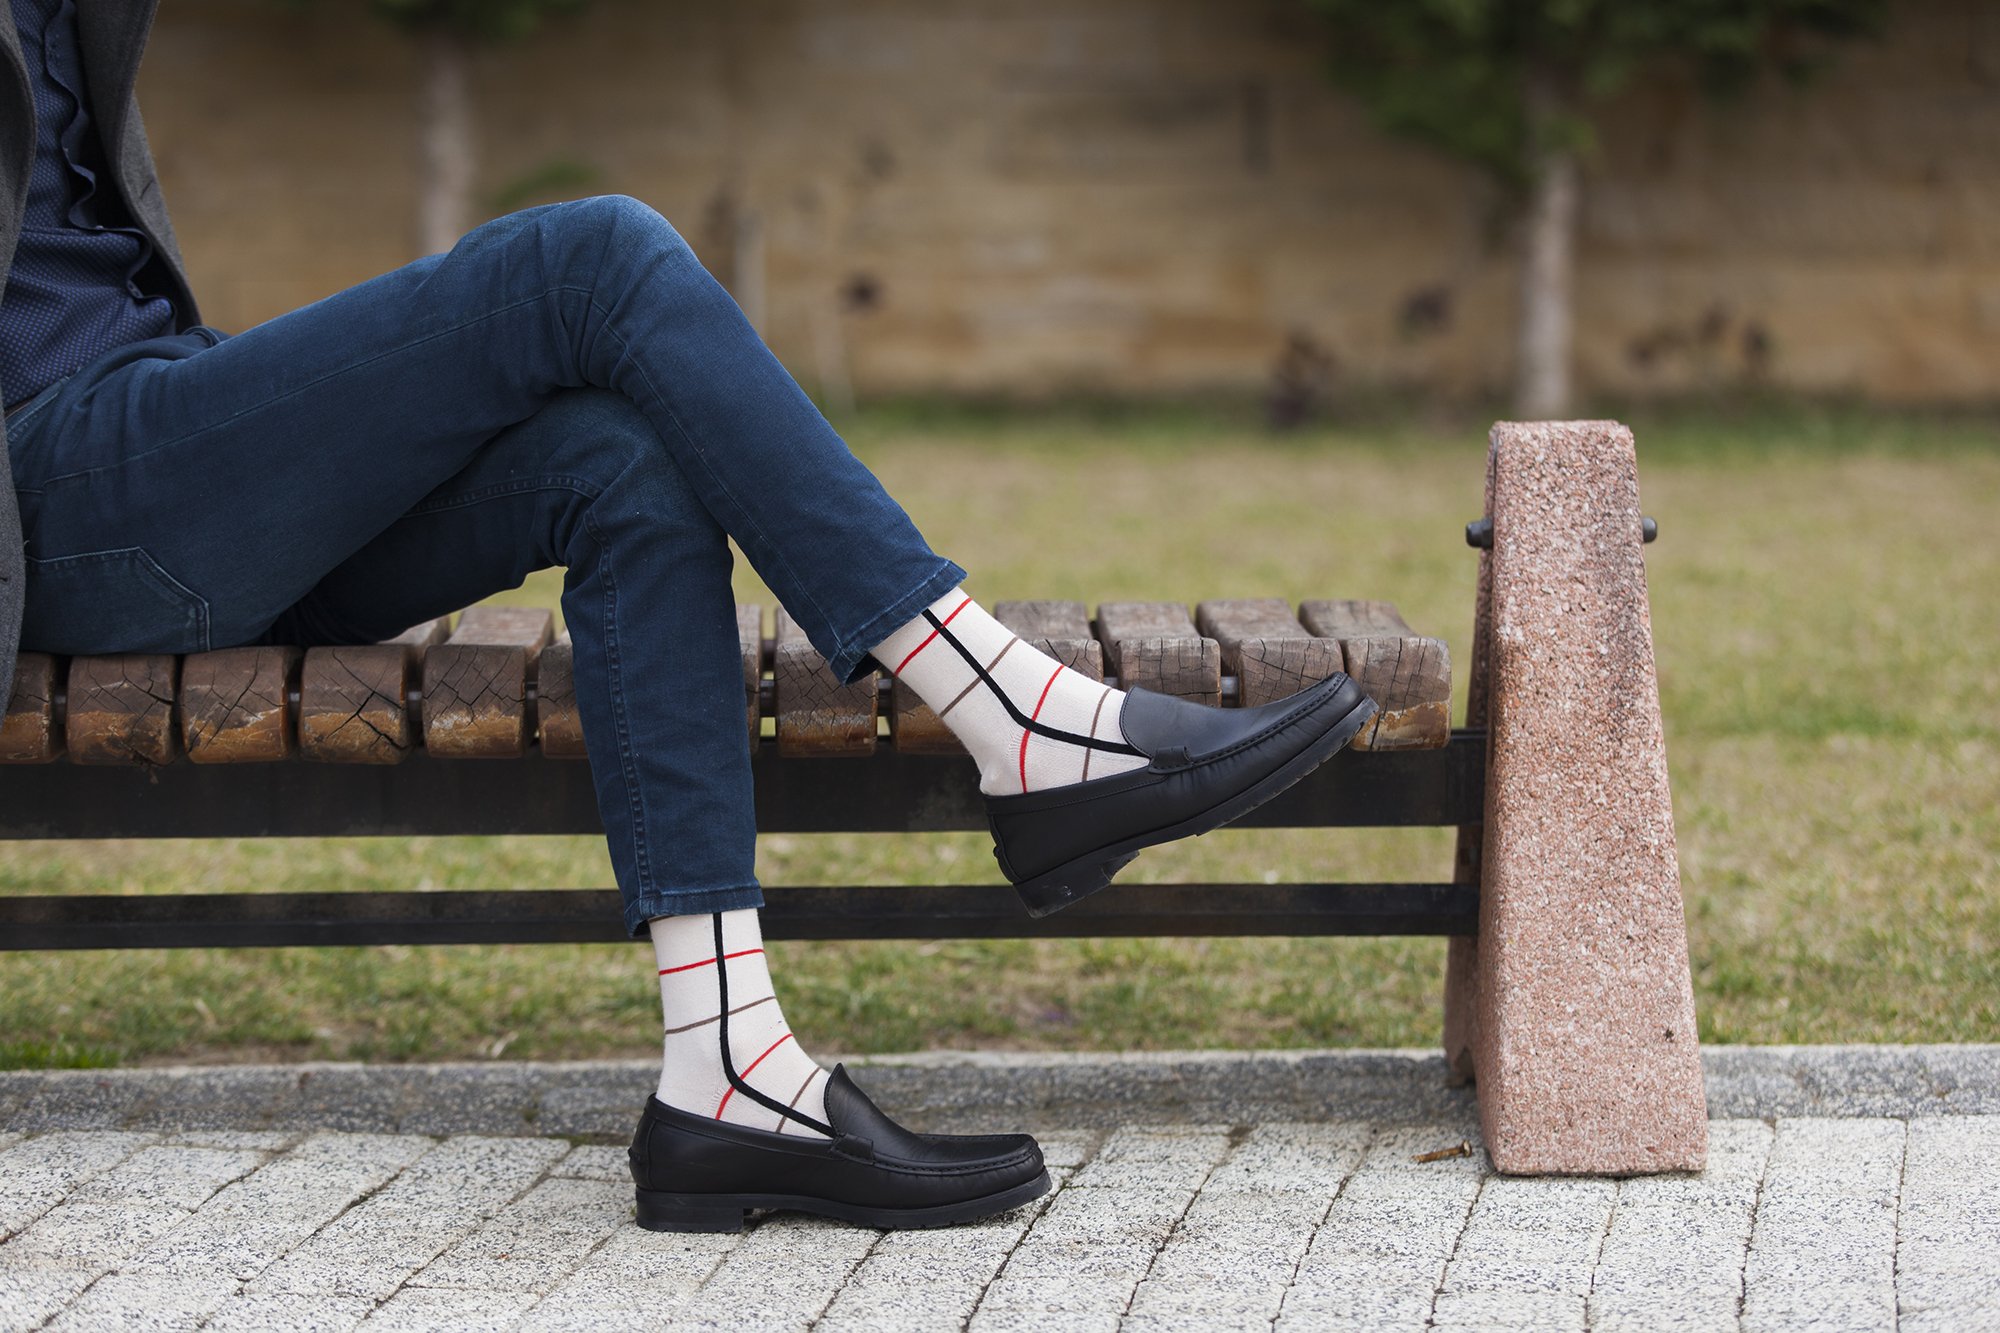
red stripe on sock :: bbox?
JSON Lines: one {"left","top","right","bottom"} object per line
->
{"left": 714, "top": 1032, "right": 797, "bottom": 1119}
{"left": 1019, "top": 663, "right": 1064, "bottom": 792}
{"left": 892, "top": 597, "right": 973, "bottom": 676}
{"left": 658, "top": 947, "right": 763, "bottom": 977}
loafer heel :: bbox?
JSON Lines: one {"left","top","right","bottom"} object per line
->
{"left": 635, "top": 1189, "right": 747, "bottom": 1233}
{"left": 1016, "top": 853, "right": 1137, "bottom": 918}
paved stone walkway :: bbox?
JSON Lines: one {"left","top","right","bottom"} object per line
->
{"left": 1, "top": 1047, "right": 1996, "bottom": 1332}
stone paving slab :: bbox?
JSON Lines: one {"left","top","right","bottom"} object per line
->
{"left": 0, "top": 1047, "right": 1995, "bottom": 1331}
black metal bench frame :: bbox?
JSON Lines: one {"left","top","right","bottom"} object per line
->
{"left": 0, "top": 722, "right": 1482, "bottom": 949}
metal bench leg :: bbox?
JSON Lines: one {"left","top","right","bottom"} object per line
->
{"left": 1451, "top": 420, "right": 1706, "bottom": 1175}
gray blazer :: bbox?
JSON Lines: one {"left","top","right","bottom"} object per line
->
{"left": 0, "top": 0, "right": 200, "bottom": 707}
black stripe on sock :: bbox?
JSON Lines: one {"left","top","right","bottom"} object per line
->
{"left": 924, "top": 610, "right": 1144, "bottom": 758}
{"left": 712, "top": 914, "right": 834, "bottom": 1137}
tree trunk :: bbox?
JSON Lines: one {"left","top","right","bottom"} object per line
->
{"left": 1515, "top": 82, "right": 1579, "bottom": 419}
{"left": 418, "top": 27, "right": 474, "bottom": 257}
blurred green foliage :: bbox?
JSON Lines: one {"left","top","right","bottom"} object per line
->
{"left": 1303, "top": 0, "right": 1887, "bottom": 188}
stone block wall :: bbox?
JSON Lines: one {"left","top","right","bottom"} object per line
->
{"left": 139, "top": 0, "right": 2000, "bottom": 403}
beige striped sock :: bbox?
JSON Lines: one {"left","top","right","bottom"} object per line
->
{"left": 650, "top": 909, "right": 829, "bottom": 1139}
{"left": 872, "top": 589, "right": 1149, "bottom": 796}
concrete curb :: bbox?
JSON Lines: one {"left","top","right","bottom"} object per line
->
{"left": 2, "top": 1045, "right": 1994, "bottom": 1139}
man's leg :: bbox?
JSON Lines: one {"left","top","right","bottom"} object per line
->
{"left": 11, "top": 195, "right": 961, "bottom": 678}
{"left": 259, "top": 387, "right": 828, "bottom": 1134}
{"left": 250, "top": 387, "right": 760, "bottom": 925}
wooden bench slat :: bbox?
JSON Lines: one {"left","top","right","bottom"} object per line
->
{"left": 180, "top": 645, "right": 300, "bottom": 763}
{"left": 1299, "top": 598, "right": 1452, "bottom": 750}
{"left": 299, "top": 643, "right": 420, "bottom": 764}
{"left": 775, "top": 608, "right": 876, "bottom": 757}
{"left": 1300, "top": 598, "right": 1415, "bottom": 640}
{"left": 67, "top": 654, "right": 180, "bottom": 766}
{"left": 384, "top": 615, "right": 453, "bottom": 648}
{"left": 5, "top": 595, "right": 1441, "bottom": 766}
{"left": 537, "top": 631, "right": 587, "bottom": 759}
{"left": 1096, "top": 601, "right": 1221, "bottom": 705}
{"left": 441, "top": 605, "right": 556, "bottom": 654}
{"left": 0, "top": 652, "right": 62, "bottom": 763}
{"left": 1195, "top": 597, "right": 1345, "bottom": 709}
{"left": 996, "top": 599, "right": 1104, "bottom": 680}
{"left": 889, "top": 673, "right": 960, "bottom": 755}
{"left": 422, "top": 606, "right": 554, "bottom": 759}
{"left": 737, "top": 605, "right": 763, "bottom": 748}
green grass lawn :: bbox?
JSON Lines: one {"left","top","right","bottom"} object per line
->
{"left": 3, "top": 402, "right": 1995, "bottom": 1069}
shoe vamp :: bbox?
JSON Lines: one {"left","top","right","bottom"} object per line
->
{"left": 990, "top": 718, "right": 1320, "bottom": 880}
{"left": 1121, "top": 677, "right": 1334, "bottom": 759}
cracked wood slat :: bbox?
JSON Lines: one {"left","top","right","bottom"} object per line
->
{"left": 66, "top": 654, "right": 180, "bottom": 766}
{"left": 775, "top": 607, "right": 875, "bottom": 757}
{"left": 889, "top": 649, "right": 961, "bottom": 756}
{"left": 995, "top": 600, "right": 1104, "bottom": 681}
{"left": 1194, "top": 598, "right": 1345, "bottom": 709}
{"left": 0, "top": 652, "right": 62, "bottom": 762}
{"left": 300, "top": 617, "right": 448, "bottom": 764}
{"left": 422, "top": 606, "right": 555, "bottom": 759}
{"left": 537, "top": 632, "right": 585, "bottom": 758}
{"left": 1095, "top": 601, "right": 1220, "bottom": 705}
{"left": 180, "top": 646, "right": 302, "bottom": 763}
{"left": 1299, "top": 599, "right": 1452, "bottom": 750}
{"left": 738, "top": 604, "right": 763, "bottom": 748}
{"left": 299, "top": 644, "right": 419, "bottom": 764}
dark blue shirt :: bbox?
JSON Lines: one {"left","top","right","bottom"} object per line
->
{"left": 1, "top": 0, "right": 180, "bottom": 410}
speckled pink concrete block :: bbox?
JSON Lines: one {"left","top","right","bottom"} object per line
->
{"left": 1467, "top": 421, "right": 1706, "bottom": 1175}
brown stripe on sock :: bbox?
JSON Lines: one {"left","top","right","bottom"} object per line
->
{"left": 1082, "top": 686, "right": 1115, "bottom": 781}
{"left": 661, "top": 994, "right": 775, "bottom": 1036}
{"left": 938, "top": 636, "right": 1020, "bottom": 720}
{"left": 777, "top": 1065, "right": 826, "bottom": 1134}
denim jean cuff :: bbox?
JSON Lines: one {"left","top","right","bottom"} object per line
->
{"left": 623, "top": 883, "right": 766, "bottom": 937}
{"left": 827, "top": 557, "right": 969, "bottom": 685}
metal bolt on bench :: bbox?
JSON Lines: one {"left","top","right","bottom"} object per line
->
{"left": 0, "top": 420, "right": 1707, "bottom": 1176}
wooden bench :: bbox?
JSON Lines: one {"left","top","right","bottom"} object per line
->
{"left": 0, "top": 420, "right": 1707, "bottom": 1175}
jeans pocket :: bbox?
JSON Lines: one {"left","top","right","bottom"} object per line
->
{"left": 3, "top": 373, "right": 73, "bottom": 433}
{"left": 20, "top": 546, "right": 212, "bottom": 655}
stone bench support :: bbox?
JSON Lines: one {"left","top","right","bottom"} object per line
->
{"left": 1444, "top": 420, "right": 1707, "bottom": 1174}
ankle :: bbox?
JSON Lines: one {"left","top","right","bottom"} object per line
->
{"left": 872, "top": 590, "right": 1148, "bottom": 795}
{"left": 649, "top": 909, "right": 830, "bottom": 1138}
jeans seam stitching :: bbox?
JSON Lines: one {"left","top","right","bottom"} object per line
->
{"left": 403, "top": 475, "right": 604, "bottom": 515}
{"left": 588, "top": 508, "right": 655, "bottom": 894}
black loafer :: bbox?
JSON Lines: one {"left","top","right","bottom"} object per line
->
{"left": 986, "top": 672, "right": 1377, "bottom": 916}
{"left": 627, "top": 1064, "right": 1049, "bottom": 1232}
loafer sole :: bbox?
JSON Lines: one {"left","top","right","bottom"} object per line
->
{"left": 635, "top": 1168, "right": 1053, "bottom": 1233}
{"left": 1012, "top": 691, "right": 1379, "bottom": 917}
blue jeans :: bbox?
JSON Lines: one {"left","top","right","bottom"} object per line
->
{"left": 4, "top": 195, "right": 965, "bottom": 935}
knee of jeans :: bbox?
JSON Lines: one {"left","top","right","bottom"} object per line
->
{"left": 558, "top": 193, "right": 699, "bottom": 270}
